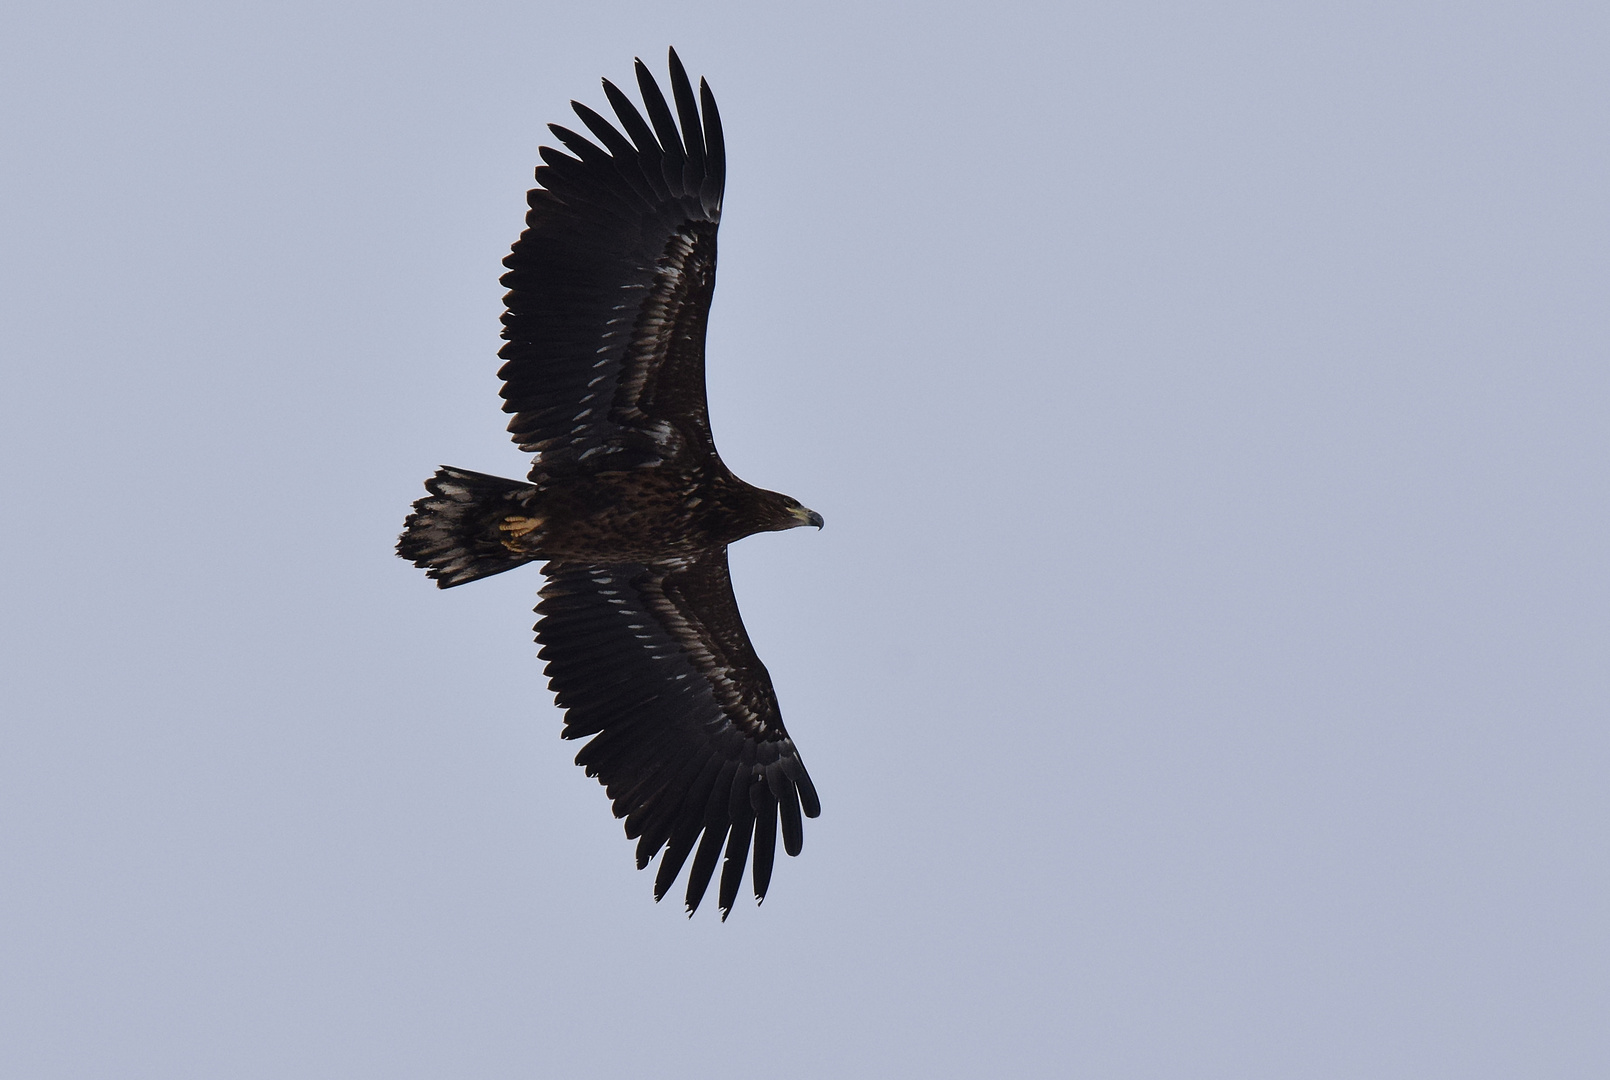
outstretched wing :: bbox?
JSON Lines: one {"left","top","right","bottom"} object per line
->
{"left": 535, "top": 551, "right": 820, "bottom": 918}
{"left": 498, "top": 48, "right": 726, "bottom": 476}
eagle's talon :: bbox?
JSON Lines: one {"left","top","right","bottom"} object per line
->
{"left": 498, "top": 515, "right": 543, "bottom": 538}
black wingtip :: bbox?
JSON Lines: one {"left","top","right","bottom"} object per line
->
{"left": 665, "top": 48, "right": 703, "bottom": 154}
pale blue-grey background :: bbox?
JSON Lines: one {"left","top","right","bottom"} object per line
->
{"left": 3, "top": 2, "right": 1606, "bottom": 1077}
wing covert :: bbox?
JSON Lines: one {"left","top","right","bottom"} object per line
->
{"left": 535, "top": 550, "right": 820, "bottom": 918}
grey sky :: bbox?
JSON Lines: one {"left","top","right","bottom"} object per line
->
{"left": 3, "top": 2, "right": 1607, "bottom": 1077}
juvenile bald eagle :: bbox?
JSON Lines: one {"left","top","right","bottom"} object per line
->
{"left": 398, "top": 50, "right": 822, "bottom": 919}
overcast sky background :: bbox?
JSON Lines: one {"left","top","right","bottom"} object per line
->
{"left": 3, "top": 2, "right": 1607, "bottom": 1077}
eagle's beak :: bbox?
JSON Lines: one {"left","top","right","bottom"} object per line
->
{"left": 792, "top": 506, "right": 824, "bottom": 530}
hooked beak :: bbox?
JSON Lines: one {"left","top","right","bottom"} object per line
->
{"left": 791, "top": 506, "right": 825, "bottom": 530}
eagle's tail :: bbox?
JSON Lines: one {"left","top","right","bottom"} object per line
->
{"left": 398, "top": 466, "right": 539, "bottom": 588}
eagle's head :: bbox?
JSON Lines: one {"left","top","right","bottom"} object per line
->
{"left": 741, "top": 488, "right": 824, "bottom": 536}
{"left": 770, "top": 492, "right": 824, "bottom": 532}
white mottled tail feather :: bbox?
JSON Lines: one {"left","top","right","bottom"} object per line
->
{"left": 397, "top": 467, "right": 537, "bottom": 588}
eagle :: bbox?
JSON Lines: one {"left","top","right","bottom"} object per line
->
{"left": 398, "top": 49, "right": 823, "bottom": 919}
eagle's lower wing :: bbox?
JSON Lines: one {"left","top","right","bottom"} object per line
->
{"left": 498, "top": 49, "right": 725, "bottom": 476}
{"left": 535, "top": 551, "right": 820, "bottom": 917}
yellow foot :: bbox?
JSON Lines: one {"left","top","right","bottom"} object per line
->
{"left": 497, "top": 515, "right": 543, "bottom": 539}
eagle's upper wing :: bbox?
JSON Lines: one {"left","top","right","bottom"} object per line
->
{"left": 535, "top": 551, "right": 820, "bottom": 918}
{"left": 498, "top": 49, "right": 725, "bottom": 476}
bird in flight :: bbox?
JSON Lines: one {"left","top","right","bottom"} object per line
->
{"left": 398, "top": 49, "right": 823, "bottom": 919}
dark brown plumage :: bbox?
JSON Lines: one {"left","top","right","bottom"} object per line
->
{"left": 397, "top": 49, "right": 822, "bottom": 919}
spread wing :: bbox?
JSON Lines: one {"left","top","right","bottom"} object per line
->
{"left": 535, "top": 551, "right": 820, "bottom": 918}
{"left": 498, "top": 48, "right": 725, "bottom": 476}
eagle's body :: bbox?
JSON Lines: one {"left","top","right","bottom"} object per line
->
{"left": 398, "top": 50, "right": 822, "bottom": 918}
{"left": 517, "top": 466, "right": 807, "bottom": 561}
